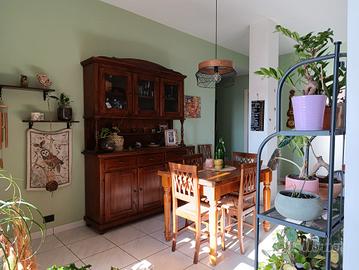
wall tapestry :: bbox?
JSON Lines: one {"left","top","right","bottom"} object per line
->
{"left": 27, "top": 128, "right": 72, "bottom": 191}
{"left": 184, "top": 95, "right": 201, "bottom": 118}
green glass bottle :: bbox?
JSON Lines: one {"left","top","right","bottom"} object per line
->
{"left": 215, "top": 138, "right": 226, "bottom": 168}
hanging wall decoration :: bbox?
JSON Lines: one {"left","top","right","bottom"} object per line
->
{"left": 184, "top": 95, "right": 201, "bottom": 118}
{"left": 27, "top": 128, "right": 72, "bottom": 191}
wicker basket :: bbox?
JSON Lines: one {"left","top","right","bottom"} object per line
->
{"left": 109, "top": 133, "right": 124, "bottom": 151}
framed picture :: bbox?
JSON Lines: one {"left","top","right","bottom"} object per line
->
{"left": 27, "top": 128, "right": 72, "bottom": 191}
{"left": 184, "top": 95, "right": 201, "bottom": 118}
{"left": 164, "top": 129, "right": 177, "bottom": 146}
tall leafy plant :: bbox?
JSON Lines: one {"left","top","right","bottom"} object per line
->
{"left": 255, "top": 25, "right": 346, "bottom": 105}
{"left": 0, "top": 170, "right": 45, "bottom": 269}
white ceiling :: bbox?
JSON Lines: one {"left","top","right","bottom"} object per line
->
{"left": 101, "top": 0, "right": 347, "bottom": 56}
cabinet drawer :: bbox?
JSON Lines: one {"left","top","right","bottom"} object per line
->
{"left": 104, "top": 157, "right": 137, "bottom": 171}
{"left": 166, "top": 149, "right": 187, "bottom": 162}
{"left": 138, "top": 153, "right": 165, "bottom": 166}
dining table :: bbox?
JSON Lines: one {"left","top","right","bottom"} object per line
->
{"left": 158, "top": 163, "right": 272, "bottom": 266}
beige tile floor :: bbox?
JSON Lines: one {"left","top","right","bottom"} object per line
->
{"left": 33, "top": 213, "right": 278, "bottom": 270}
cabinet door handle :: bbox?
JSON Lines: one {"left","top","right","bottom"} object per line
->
{"left": 139, "top": 187, "right": 143, "bottom": 192}
{"left": 133, "top": 189, "right": 137, "bottom": 193}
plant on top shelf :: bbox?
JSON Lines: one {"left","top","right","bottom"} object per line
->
{"left": 0, "top": 170, "right": 45, "bottom": 270}
{"left": 268, "top": 136, "right": 323, "bottom": 221}
{"left": 255, "top": 25, "right": 346, "bottom": 131}
{"left": 98, "top": 127, "right": 115, "bottom": 153}
{"left": 259, "top": 227, "right": 342, "bottom": 270}
{"left": 50, "top": 92, "right": 73, "bottom": 121}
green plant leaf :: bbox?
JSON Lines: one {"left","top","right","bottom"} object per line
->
{"left": 285, "top": 228, "right": 297, "bottom": 242}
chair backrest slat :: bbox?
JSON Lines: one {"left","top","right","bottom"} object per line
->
{"left": 183, "top": 154, "right": 204, "bottom": 170}
{"left": 169, "top": 162, "right": 199, "bottom": 205}
{"left": 232, "top": 152, "right": 257, "bottom": 164}
{"left": 239, "top": 163, "right": 258, "bottom": 204}
{"left": 197, "top": 144, "right": 212, "bottom": 160}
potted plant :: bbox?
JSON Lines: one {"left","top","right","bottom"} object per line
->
{"left": 49, "top": 263, "right": 91, "bottom": 270}
{"left": 98, "top": 128, "right": 115, "bottom": 152}
{"left": 0, "top": 170, "right": 45, "bottom": 270}
{"left": 255, "top": 25, "right": 346, "bottom": 131}
{"left": 259, "top": 227, "right": 341, "bottom": 270}
{"left": 50, "top": 92, "right": 73, "bottom": 121}
{"left": 108, "top": 126, "right": 124, "bottom": 151}
{"left": 269, "top": 136, "right": 323, "bottom": 221}
{"left": 269, "top": 136, "right": 319, "bottom": 194}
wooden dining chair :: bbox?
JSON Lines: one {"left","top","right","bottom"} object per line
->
{"left": 183, "top": 154, "right": 204, "bottom": 170}
{"left": 232, "top": 152, "right": 257, "bottom": 164}
{"left": 197, "top": 144, "right": 212, "bottom": 160}
{"left": 220, "top": 162, "right": 257, "bottom": 254}
{"left": 169, "top": 162, "right": 209, "bottom": 263}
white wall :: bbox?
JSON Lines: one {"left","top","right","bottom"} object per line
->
{"left": 343, "top": 0, "right": 359, "bottom": 268}
{"left": 249, "top": 19, "right": 279, "bottom": 199}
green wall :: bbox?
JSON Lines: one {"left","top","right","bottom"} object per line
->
{"left": 216, "top": 75, "right": 249, "bottom": 156}
{"left": 0, "top": 0, "right": 248, "bottom": 228}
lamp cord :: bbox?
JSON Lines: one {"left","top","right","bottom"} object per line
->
{"left": 215, "top": 0, "right": 218, "bottom": 59}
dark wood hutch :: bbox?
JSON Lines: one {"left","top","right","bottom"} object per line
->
{"left": 81, "top": 57, "right": 193, "bottom": 232}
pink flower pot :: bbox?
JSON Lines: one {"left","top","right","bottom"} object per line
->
{"left": 292, "top": 95, "right": 326, "bottom": 130}
{"left": 285, "top": 175, "right": 319, "bottom": 194}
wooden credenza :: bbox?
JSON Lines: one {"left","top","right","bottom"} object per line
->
{"left": 81, "top": 56, "right": 190, "bottom": 232}
{"left": 84, "top": 146, "right": 193, "bottom": 233}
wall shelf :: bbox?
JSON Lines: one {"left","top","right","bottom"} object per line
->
{"left": 0, "top": 84, "right": 56, "bottom": 100}
{"left": 22, "top": 120, "right": 79, "bottom": 129}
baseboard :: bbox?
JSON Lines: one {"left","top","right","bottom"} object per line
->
{"left": 31, "top": 220, "right": 86, "bottom": 239}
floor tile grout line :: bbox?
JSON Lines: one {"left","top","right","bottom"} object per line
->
{"left": 102, "top": 236, "right": 142, "bottom": 262}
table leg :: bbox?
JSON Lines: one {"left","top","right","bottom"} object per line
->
{"left": 262, "top": 171, "right": 271, "bottom": 232}
{"left": 163, "top": 184, "right": 172, "bottom": 241}
{"left": 208, "top": 192, "right": 218, "bottom": 266}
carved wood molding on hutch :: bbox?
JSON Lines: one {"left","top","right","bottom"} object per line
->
{"left": 81, "top": 57, "right": 190, "bottom": 232}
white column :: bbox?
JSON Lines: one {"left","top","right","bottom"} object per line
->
{"left": 249, "top": 19, "right": 279, "bottom": 199}
{"left": 344, "top": 0, "right": 359, "bottom": 268}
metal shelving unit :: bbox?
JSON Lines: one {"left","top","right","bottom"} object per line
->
{"left": 254, "top": 42, "right": 347, "bottom": 269}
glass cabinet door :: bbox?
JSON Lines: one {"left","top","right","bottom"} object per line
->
{"left": 134, "top": 74, "right": 159, "bottom": 116}
{"left": 161, "top": 79, "right": 183, "bottom": 118}
{"left": 100, "top": 68, "right": 132, "bottom": 116}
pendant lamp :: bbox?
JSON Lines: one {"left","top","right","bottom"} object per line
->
{"left": 196, "top": 0, "right": 237, "bottom": 88}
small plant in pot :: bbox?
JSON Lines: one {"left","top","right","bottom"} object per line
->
{"left": 98, "top": 128, "right": 115, "bottom": 153}
{"left": 268, "top": 136, "right": 323, "bottom": 221}
{"left": 269, "top": 136, "right": 319, "bottom": 194}
{"left": 50, "top": 92, "right": 73, "bottom": 121}
{"left": 259, "top": 227, "right": 342, "bottom": 270}
{"left": 255, "top": 25, "right": 346, "bottom": 131}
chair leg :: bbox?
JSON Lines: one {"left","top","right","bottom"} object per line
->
{"left": 226, "top": 212, "right": 232, "bottom": 234}
{"left": 172, "top": 215, "right": 178, "bottom": 252}
{"left": 252, "top": 209, "right": 257, "bottom": 234}
{"left": 238, "top": 216, "right": 244, "bottom": 255}
{"left": 193, "top": 221, "right": 201, "bottom": 264}
{"left": 220, "top": 208, "right": 226, "bottom": 251}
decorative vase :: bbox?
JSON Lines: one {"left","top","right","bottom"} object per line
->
{"left": 285, "top": 174, "right": 319, "bottom": 194}
{"left": 275, "top": 190, "right": 323, "bottom": 221}
{"left": 57, "top": 106, "right": 72, "bottom": 121}
{"left": 292, "top": 95, "right": 326, "bottom": 130}
{"left": 109, "top": 133, "right": 124, "bottom": 151}
{"left": 322, "top": 103, "right": 345, "bottom": 130}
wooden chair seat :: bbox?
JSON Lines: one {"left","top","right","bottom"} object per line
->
{"left": 220, "top": 194, "right": 255, "bottom": 211}
{"left": 176, "top": 202, "right": 209, "bottom": 219}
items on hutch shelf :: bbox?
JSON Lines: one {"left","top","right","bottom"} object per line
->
{"left": 164, "top": 129, "right": 177, "bottom": 146}
{"left": 81, "top": 57, "right": 191, "bottom": 232}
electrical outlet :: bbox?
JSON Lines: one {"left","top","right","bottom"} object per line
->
{"left": 43, "top": 214, "right": 55, "bottom": 223}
